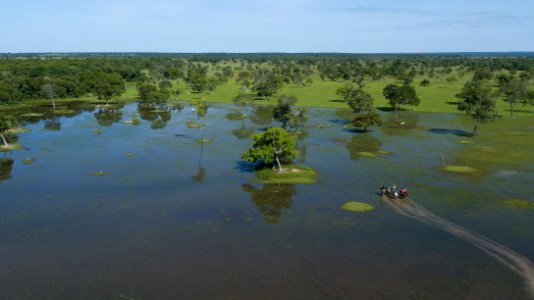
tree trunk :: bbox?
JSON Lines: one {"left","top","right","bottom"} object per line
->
{"left": 472, "top": 124, "right": 478, "bottom": 136}
{"left": 510, "top": 102, "right": 514, "bottom": 118}
{"left": 275, "top": 155, "right": 283, "bottom": 173}
{"left": 0, "top": 133, "right": 8, "bottom": 146}
{"left": 52, "top": 99, "right": 56, "bottom": 111}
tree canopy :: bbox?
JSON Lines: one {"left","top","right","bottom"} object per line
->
{"left": 242, "top": 127, "right": 298, "bottom": 172}
{"left": 456, "top": 80, "right": 499, "bottom": 135}
{"left": 383, "top": 83, "right": 420, "bottom": 110}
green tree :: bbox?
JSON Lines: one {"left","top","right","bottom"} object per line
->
{"left": 242, "top": 127, "right": 298, "bottom": 172}
{"left": 253, "top": 69, "right": 283, "bottom": 100}
{"left": 273, "top": 95, "right": 297, "bottom": 128}
{"left": 500, "top": 78, "right": 530, "bottom": 117}
{"left": 93, "top": 73, "right": 125, "bottom": 105}
{"left": 383, "top": 84, "right": 420, "bottom": 110}
{"left": 456, "top": 80, "right": 499, "bottom": 135}
{"left": 352, "top": 111, "right": 383, "bottom": 132}
{"left": 339, "top": 84, "right": 382, "bottom": 131}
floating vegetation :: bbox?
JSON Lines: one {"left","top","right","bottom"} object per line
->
{"left": 20, "top": 113, "right": 44, "bottom": 118}
{"left": 5, "top": 127, "right": 30, "bottom": 134}
{"left": 22, "top": 158, "right": 36, "bottom": 165}
{"left": 0, "top": 144, "right": 24, "bottom": 152}
{"left": 54, "top": 109, "right": 76, "bottom": 115}
{"left": 378, "top": 150, "right": 391, "bottom": 155}
{"left": 94, "top": 129, "right": 103, "bottom": 134}
{"left": 504, "top": 199, "right": 534, "bottom": 209}
{"left": 226, "top": 113, "right": 247, "bottom": 120}
{"left": 255, "top": 165, "right": 317, "bottom": 184}
{"left": 187, "top": 121, "right": 201, "bottom": 128}
{"left": 90, "top": 171, "right": 108, "bottom": 177}
{"left": 340, "top": 201, "right": 375, "bottom": 213}
{"left": 125, "top": 152, "right": 135, "bottom": 157}
{"left": 196, "top": 139, "right": 212, "bottom": 144}
{"left": 123, "top": 119, "right": 141, "bottom": 125}
{"left": 458, "top": 140, "right": 475, "bottom": 144}
{"left": 442, "top": 165, "right": 477, "bottom": 173}
{"left": 357, "top": 151, "right": 378, "bottom": 158}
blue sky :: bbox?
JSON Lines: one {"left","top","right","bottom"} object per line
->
{"left": 1, "top": 0, "right": 533, "bottom": 53}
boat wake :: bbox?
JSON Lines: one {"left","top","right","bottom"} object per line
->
{"left": 383, "top": 196, "right": 534, "bottom": 298}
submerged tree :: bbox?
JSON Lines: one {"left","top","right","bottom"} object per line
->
{"left": 339, "top": 84, "right": 382, "bottom": 131}
{"left": 456, "top": 80, "right": 499, "bottom": 135}
{"left": 41, "top": 83, "right": 58, "bottom": 110}
{"left": 242, "top": 127, "right": 298, "bottom": 172}
{"left": 273, "top": 95, "right": 297, "bottom": 128}
{"left": 0, "top": 115, "right": 18, "bottom": 147}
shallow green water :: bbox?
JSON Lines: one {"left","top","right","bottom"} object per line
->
{"left": 1, "top": 102, "right": 534, "bottom": 299}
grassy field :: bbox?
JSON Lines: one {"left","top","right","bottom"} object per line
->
{"left": 0, "top": 68, "right": 528, "bottom": 116}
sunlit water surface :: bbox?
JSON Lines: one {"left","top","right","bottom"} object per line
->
{"left": 1, "top": 102, "right": 534, "bottom": 299}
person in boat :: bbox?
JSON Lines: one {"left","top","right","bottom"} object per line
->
{"left": 380, "top": 185, "right": 387, "bottom": 195}
{"left": 400, "top": 187, "right": 408, "bottom": 198}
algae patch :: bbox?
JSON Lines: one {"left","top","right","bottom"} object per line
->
{"left": 91, "top": 171, "right": 108, "bottom": 177}
{"left": 341, "top": 201, "right": 375, "bottom": 213}
{"left": 54, "top": 109, "right": 76, "bottom": 115}
{"left": 187, "top": 121, "right": 201, "bottom": 128}
{"left": 20, "top": 113, "right": 44, "bottom": 118}
{"left": 442, "top": 165, "right": 477, "bottom": 173}
{"left": 358, "top": 151, "right": 378, "bottom": 158}
{"left": 226, "top": 113, "right": 247, "bottom": 120}
{"left": 504, "top": 199, "right": 534, "bottom": 209}
{"left": 123, "top": 119, "right": 141, "bottom": 125}
{"left": 22, "top": 158, "right": 36, "bottom": 165}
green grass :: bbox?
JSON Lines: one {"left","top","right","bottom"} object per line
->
{"left": 255, "top": 165, "right": 317, "bottom": 184}
{"left": 1, "top": 67, "right": 528, "bottom": 116}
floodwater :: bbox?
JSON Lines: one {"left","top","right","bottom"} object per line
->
{"left": 1, "top": 102, "right": 534, "bottom": 299}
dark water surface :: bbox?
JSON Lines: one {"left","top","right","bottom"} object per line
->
{"left": 1, "top": 103, "right": 534, "bottom": 299}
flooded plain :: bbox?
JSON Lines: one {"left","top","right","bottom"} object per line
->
{"left": 1, "top": 102, "right": 534, "bottom": 299}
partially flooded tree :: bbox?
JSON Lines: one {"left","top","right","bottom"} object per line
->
{"left": 273, "top": 95, "right": 297, "bottom": 128}
{"left": 242, "top": 127, "right": 298, "bottom": 172}
{"left": 41, "top": 83, "right": 58, "bottom": 110}
{"left": 0, "top": 115, "right": 18, "bottom": 147}
{"left": 456, "top": 80, "right": 499, "bottom": 136}
{"left": 93, "top": 73, "right": 125, "bottom": 106}
{"left": 339, "top": 84, "right": 382, "bottom": 131}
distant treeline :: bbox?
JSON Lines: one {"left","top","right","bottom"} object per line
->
{"left": 1, "top": 53, "right": 534, "bottom": 104}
